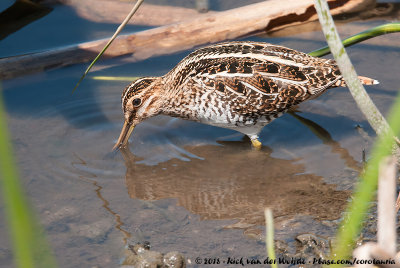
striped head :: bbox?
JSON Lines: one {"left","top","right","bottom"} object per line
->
{"left": 113, "top": 77, "right": 163, "bottom": 150}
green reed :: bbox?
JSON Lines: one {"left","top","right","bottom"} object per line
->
{"left": 0, "top": 83, "right": 57, "bottom": 267}
{"left": 309, "top": 22, "right": 400, "bottom": 57}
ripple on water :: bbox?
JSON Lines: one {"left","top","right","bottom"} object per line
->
{"left": 33, "top": 92, "right": 231, "bottom": 183}
{"left": 119, "top": 142, "right": 351, "bottom": 234}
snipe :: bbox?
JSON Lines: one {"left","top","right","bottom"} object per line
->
{"left": 113, "top": 41, "right": 378, "bottom": 150}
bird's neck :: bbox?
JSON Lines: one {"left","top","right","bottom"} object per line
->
{"left": 157, "top": 76, "right": 197, "bottom": 120}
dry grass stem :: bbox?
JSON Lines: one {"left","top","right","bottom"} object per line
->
{"left": 264, "top": 208, "right": 278, "bottom": 268}
{"left": 352, "top": 158, "right": 399, "bottom": 267}
{"left": 377, "top": 157, "right": 397, "bottom": 255}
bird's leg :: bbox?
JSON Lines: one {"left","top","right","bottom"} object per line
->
{"left": 248, "top": 134, "right": 262, "bottom": 150}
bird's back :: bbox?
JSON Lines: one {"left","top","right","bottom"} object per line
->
{"left": 163, "top": 41, "right": 342, "bottom": 121}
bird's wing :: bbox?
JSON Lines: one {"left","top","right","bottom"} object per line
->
{"left": 184, "top": 56, "right": 340, "bottom": 114}
{"left": 168, "top": 42, "right": 343, "bottom": 114}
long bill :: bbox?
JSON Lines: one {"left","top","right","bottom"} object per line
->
{"left": 113, "top": 120, "right": 135, "bottom": 151}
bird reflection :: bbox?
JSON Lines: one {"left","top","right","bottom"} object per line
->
{"left": 120, "top": 137, "right": 350, "bottom": 230}
{"left": 289, "top": 111, "right": 362, "bottom": 172}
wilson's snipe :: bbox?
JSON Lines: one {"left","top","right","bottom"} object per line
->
{"left": 113, "top": 41, "right": 378, "bottom": 150}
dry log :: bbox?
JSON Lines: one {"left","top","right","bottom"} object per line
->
{"left": 61, "top": 0, "right": 212, "bottom": 26}
{"left": 0, "top": 0, "right": 374, "bottom": 79}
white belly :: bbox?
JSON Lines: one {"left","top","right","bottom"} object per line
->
{"left": 197, "top": 109, "right": 275, "bottom": 139}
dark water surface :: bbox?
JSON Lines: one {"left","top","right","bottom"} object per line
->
{"left": 1, "top": 1, "right": 400, "bottom": 267}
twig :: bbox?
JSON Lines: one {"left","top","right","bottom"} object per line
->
{"left": 377, "top": 157, "right": 396, "bottom": 256}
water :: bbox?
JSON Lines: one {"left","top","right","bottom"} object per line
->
{"left": 1, "top": 1, "right": 399, "bottom": 267}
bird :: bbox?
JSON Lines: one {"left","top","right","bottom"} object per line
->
{"left": 113, "top": 41, "right": 378, "bottom": 150}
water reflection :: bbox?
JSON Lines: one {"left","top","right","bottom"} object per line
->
{"left": 0, "top": 0, "right": 52, "bottom": 41}
{"left": 120, "top": 139, "right": 350, "bottom": 230}
{"left": 289, "top": 111, "right": 362, "bottom": 172}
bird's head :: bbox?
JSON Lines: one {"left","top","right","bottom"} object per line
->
{"left": 113, "top": 77, "right": 163, "bottom": 150}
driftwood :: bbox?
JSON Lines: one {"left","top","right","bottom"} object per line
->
{"left": 0, "top": 0, "right": 374, "bottom": 79}
{"left": 61, "top": 0, "right": 213, "bottom": 26}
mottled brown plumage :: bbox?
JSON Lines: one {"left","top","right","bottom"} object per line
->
{"left": 114, "top": 41, "right": 378, "bottom": 150}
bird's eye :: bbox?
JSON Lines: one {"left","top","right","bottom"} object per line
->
{"left": 132, "top": 98, "right": 142, "bottom": 107}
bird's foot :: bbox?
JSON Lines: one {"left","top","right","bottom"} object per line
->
{"left": 251, "top": 138, "right": 262, "bottom": 150}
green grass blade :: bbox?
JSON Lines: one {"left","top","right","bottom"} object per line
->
{"left": 0, "top": 83, "right": 57, "bottom": 268}
{"left": 73, "top": 0, "right": 144, "bottom": 92}
{"left": 90, "top": 76, "right": 139, "bottom": 81}
{"left": 309, "top": 22, "right": 400, "bottom": 57}
{"left": 265, "top": 208, "right": 278, "bottom": 268}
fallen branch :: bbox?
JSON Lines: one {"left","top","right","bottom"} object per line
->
{"left": 0, "top": 0, "right": 371, "bottom": 79}
{"left": 61, "top": 0, "right": 211, "bottom": 26}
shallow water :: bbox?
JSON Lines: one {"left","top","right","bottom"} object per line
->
{"left": 1, "top": 1, "right": 400, "bottom": 267}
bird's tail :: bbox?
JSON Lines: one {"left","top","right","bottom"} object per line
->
{"left": 336, "top": 76, "right": 379, "bottom": 87}
{"left": 358, "top": 76, "right": 379, "bottom": 85}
